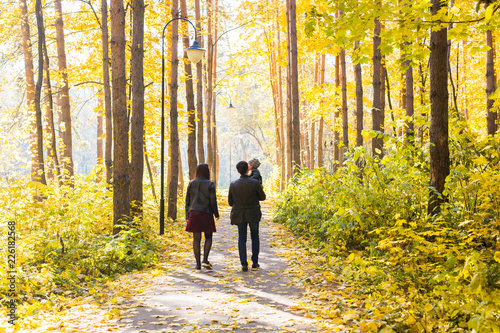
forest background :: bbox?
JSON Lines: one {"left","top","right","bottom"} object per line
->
{"left": 1, "top": 0, "right": 500, "bottom": 331}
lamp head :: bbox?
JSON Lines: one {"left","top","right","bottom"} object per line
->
{"left": 187, "top": 40, "right": 205, "bottom": 64}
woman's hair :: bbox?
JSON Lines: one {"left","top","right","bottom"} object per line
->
{"left": 236, "top": 161, "right": 248, "bottom": 175}
{"left": 195, "top": 164, "right": 210, "bottom": 179}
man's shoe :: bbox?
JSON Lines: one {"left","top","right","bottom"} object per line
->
{"left": 242, "top": 266, "right": 249, "bottom": 272}
{"left": 252, "top": 263, "right": 260, "bottom": 269}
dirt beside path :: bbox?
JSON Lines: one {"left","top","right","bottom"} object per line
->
{"left": 117, "top": 207, "right": 320, "bottom": 332}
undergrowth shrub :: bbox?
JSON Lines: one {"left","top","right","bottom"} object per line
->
{"left": 0, "top": 176, "right": 159, "bottom": 304}
{"left": 274, "top": 122, "right": 500, "bottom": 332}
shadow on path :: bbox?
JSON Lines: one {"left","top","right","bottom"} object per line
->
{"left": 118, "top": 207, "right": 319, "bottom": 332}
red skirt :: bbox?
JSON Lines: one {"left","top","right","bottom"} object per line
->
{"left": 185, "top": 210, "right": 216, "bottom": 233}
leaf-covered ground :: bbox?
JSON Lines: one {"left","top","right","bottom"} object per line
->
{"left": 4, "top": 205, "right": 334, "bottom": 332}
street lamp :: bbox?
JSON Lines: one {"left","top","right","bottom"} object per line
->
{"left": 160, "top": 17, "right": 205, "bottom": 235}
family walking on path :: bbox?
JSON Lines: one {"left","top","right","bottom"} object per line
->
{"left": 185, "top": 159, "right": 266, "bottom": 272}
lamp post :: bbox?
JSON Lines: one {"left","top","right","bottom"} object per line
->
{"left": 160, "top": 17, "right": 205, "bottom": 235}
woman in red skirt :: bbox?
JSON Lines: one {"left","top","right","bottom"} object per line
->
{"left": 185, "top": 164, "right": 219, "bottom": 270}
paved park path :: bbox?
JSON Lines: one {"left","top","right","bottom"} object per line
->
{"left": 116, "top": 206, "right": 320, "bottom": 332}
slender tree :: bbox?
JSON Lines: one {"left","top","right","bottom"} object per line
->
{"left": 372, "top": 7, "right": 383, "bottom": 158}
{"left": 167, "top": 0, "right": 180, "bottom": 220}
{"left": 42, "top": 36, "right": 60, "bottom": 181}
{"left": 195, "top": 0, "right": 205, "bottom": 164}
{"left": 317, "top": 54, "right": 325, "bottom": 168}
{"left": 334, "top": 53, "right": 340, "bottom": 169}
{"left": 486, "top": 28, "right": 497, "bottom": 135}
{"left": 288, "top": 0, "right": 301, "bottom": 172}
{"left": 354, "top": 41, "right": 363, "bottom": 147}
{"left": 101, "top": 0, "right": 113, "bottom": 184}
{"left": 206, "top": 0, "right": 214, "bottom": 178}
{"left": 54, "top": 0, "right": 74, "bottom": 185}
{"left": 130, "top": 0, "right": 145, "bottom": 216}
{"left": 428, "top": 0, "right": 450, "bottom": 214}
{"left": 34, "top": 0, "right": 47, "bottom": 187}
{"left": 340, "top": 47, "right": 348, "bottom": 161}
{"left": 110, "top": 0, "right": 130, "bottom": 231}
{"left": 19, "top": 0, "right": 39, "bottom": 184}
{"left": 180, "top": 0, "right": 198, "bottom": 179}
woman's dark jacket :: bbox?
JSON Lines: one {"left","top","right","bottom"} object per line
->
{"left": 228, "top": 175, "right": 266, "bottom": 225}
{"left": 185, "top": 177, "right": 219, "bottom": 219}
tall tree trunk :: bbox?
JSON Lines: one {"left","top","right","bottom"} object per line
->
{"left": 206, "top": 0, "right": 214, "bottom": 178}
{"left": 34, "top": 0, "right": 47, "bottom": 187}
{"left": 340, "top": 48, "right": 348, "bottom": 162}
{"left": 19, "top": 0, "right": 39, "bottom": 183}
{"left": 486, "top": 28, "right": 498, "bottom": 135}
{"left": 286, "top": 3, "right": 292, "bottom": 179}
{"left": 54, "top": 0, "right": 74, "bottom": 185}
{"left": 195, "top": 0, "right": 205, "bottom": 164}
{"left": 380, "top": 53, "right": 386, "bottom": 143}
{"left": 167, "top": 0, "right": 180, "bottom": 220}
{"left": 42, "top": 38, "right": 60, "bottom": 182}
{"left": 130, "top": 0, "right": 145, "bottom": 217}
{"left": 97, "top": 94, "right": 104, "bottom": 181}
{"left": 372, "top": 9, "right": 383, "bottom": 158}
{"left": 212, "top": 0, "right": 219, "bottom": 184}
{"left": 354, "top": 41, "right": 363, "bottom": 148}
{"left": 334, "top": 53, "right": 340, "bottom": 170}
{"left": 102, "top": 0, "right": 113, "bottom": 184}
{"left": 181, "top": 0, "right": 198, "bottom": 179}
{"left": 406, "top": 44, "right": 415, "bottom": 143}
{"left": 277, "top": 3, "right": 285, "bottom": 186}
{"left": 111, "top": 0, "right": 130, "bottom": 232}
{"left": 288, "top": 0, "right": 301, "bottom": 173}
{"left": 318, "top": 54, "right": 325, "bottom": 168}
{"left": 428, "top": 0, "right": 450, "bottom": 215}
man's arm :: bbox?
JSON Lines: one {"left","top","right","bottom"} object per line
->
{"left": 257, "top": 183, "right": 266, "bottom": 201}
{"left": 228, "top": 183, "right": 234, "bottom": 206}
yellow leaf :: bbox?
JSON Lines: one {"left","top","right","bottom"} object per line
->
{"left": 494, "top": 251, "right": 500, "bottom": 263}
{"left": 424, "top": 303, "right": 433, "bottom": 312}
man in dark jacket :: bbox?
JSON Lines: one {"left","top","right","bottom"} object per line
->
{"left": 228, "top": 161, "right": 266, "bottom": 271}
